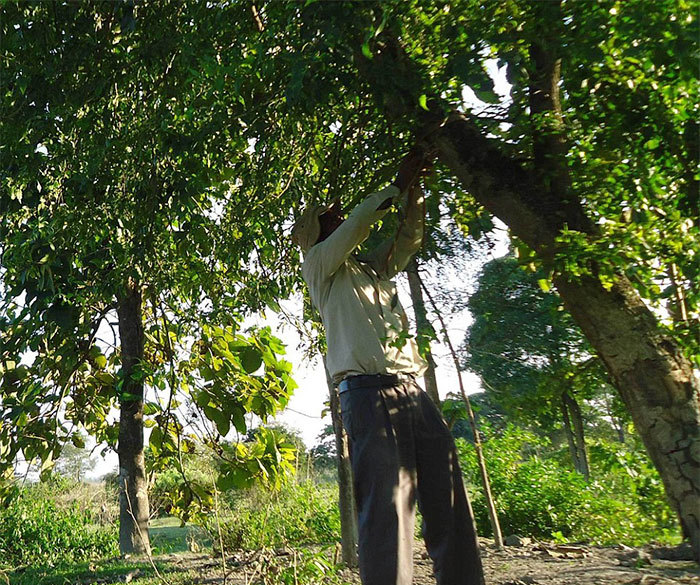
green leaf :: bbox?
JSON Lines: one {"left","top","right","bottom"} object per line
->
{"left": 240, "top": 346, "right": 263, "bottom": 374}
{"left": 361, "top": 42, "right": 372, "bottom": 60}
{"left": 204, "top": 405, "right": 230, "bottom": 436}
{"left": 217, "top": 467, "right": 251, "bottom": 491}
{"left": 232, "top": 408, "right": 247, "bottom": 434}
{"left": 150, "top": 427, "right": 163, "bottom": 453}
{"left": 143, "top": 401, "right": 160, "bottom": 416}
{"left": 419, "top": 94, "right": 429, "bottom": 110}
{"left": 194, "top": 390, "right": 210, "bottom": 408}
{"left": 71, "top": 434, "right": 85, "bottom": 449}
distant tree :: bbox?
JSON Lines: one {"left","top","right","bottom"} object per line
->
{"left": 309, "top": 424, "right": 337, "bottom": 473}
{"left": 442, "top": 392, "right": 507, "bottom": 442}
{"left": 54, "top": 433, "right": 96, "bottom": 482}
{"left": 463, "top": 255, "right": 620, "bottom": 479}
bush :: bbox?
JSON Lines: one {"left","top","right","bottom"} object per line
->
{"left": 457, "top": 424, "right": 678, "bottom": 545}
{"left": 0, "top": 478, "right": 118, "bottom": 568}
{"left": 209, "top": 481, "right": 340, "bottom": 550}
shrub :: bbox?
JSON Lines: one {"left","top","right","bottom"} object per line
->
{"left": 273, "top": 547, "right": 344, "bottom": 585}
{"left": 457, "top": 424, "right": 678, "bottom": 545}
{"left": 209, "top": 481, "right": 340, "bottom": 550}
{"left": 0, "top": 479, "right": 118, "bottom": 568}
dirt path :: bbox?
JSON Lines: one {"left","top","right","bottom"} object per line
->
{"left": 161, "top": 540, "right": 698, "bottom": 584}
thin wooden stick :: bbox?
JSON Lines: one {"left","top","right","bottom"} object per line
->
{"left": 418, "top": 274, "right": 504, "bottom": 549}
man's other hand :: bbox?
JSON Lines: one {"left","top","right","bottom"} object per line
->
{"left": 393, "top": 147, "right": 434, "bottom": 193}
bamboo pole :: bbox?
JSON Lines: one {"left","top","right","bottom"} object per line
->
{"left": 418, "top": 274, "right": 504, "bottom": 549}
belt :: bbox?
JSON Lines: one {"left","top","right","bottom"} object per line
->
{"left": 338, "top": 373, "right": 407, "bottom": 394}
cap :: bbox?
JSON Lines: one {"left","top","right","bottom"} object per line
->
{"left": 291, "top": 199, "right": 340, "bottom": 252}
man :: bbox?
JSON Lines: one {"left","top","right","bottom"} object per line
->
{"left": 292, "top": 149, "right": 485, "bottom": 585}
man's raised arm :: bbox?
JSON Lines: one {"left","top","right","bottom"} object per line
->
{"left": 302, "top": 185, "right": 399, "bottom": 283}
{"left": 361, "top": 183, "right": 425, "bottom": 279}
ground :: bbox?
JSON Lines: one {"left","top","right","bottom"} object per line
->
{"left": 6, "top": 538, "right": 698, "bottom": 585}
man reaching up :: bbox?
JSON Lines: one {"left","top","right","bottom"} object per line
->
{"left": 292, "top": 148, "right": 485, "bottom": 585}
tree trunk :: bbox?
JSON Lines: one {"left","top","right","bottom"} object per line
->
{"left": 116, "top": 282, "right": 151, "bottom": 556}
{"left": 566, "top": 391, "right": 590, "bottom": 481}
{"left": 430, "top": 93, "right": 700, "bottom": 563}
{"left": 615, "top": 422, "right": 626, "bottom": 444}
{"left": 560, "top": 390, "right": 590, "bottom": 480}
{"left": 406, "top": 258, "right": 440, "bottom": 407}
{"left": 555, "top": 274, "right": 700, "bottom": 555}
{"left": 605, "top": 395, "right": 626, "bottom": 444}
{"left": 324, "top": 357, "right": 358, "bottom": 567}
{"left": 560, "top": 393, "right": 582, "bottom": 474}
{"left": 364, "top": 25, "right": 700, "bottom": 561}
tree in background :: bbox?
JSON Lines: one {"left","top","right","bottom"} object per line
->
{"left": 464, "top": 255, "right": 626, "bottom": 479}
{"left": 53, "top": 433, "right": 96, "bottom": 483}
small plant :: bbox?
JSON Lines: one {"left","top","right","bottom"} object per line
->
{"left": 276, "top": 547, "right": 344, "bottom": 585}
{"left": 0, "top": 479, "right": 118, "bottom": 568}
{"left": 208, "top": 480, "right": 341, "bottom": 551}
{"left": 246, "top": 547, "right": 344, "bottom": 585}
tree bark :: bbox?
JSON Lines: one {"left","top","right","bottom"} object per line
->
{"left": 406, "top": 258, "right": 440, "bottom": 407}
{"left": 555, "top": 274, "right": 699, "bottom": 554}
{"left": 561, "top": 390, "right": 590, "bottom": 480}
{"left": 324, "top": 357, "right": 358, "bottom": 567}
{"left": 116, "top": 282, "right": 151, "bottom": 556}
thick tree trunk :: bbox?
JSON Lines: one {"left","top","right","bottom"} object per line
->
{"left": 406, "top": 258, "right": 440, "bottom": 407}
{"left": 364, "top": 25, "right": 700, "bottom": 561}
{"left": 560, "top": 390, "right": 590, "bottom": 480}
{"left": 116, "top": 282, "right": 150, "bottom": 556}
{"left": 324, "top": 358, "right": 358, "bottom": 567}
{"left": 556, "top": 274, "right": 700, "bottom": 554}
{"left": 431, "top": 101, "right": 700, "bottom": 563}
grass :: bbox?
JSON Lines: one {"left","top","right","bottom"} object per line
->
{"left": 5, "top": 517, "right": 212, "bottom": 585}
{"left": 149, "top": 517, "right": 212, "bottom": 554}
{"left": 6, "top": 557, "right": 198, "bottom": 585}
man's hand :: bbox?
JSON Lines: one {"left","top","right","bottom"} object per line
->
{"left": 392, "top": 147, "right": 434, "bottom": 193}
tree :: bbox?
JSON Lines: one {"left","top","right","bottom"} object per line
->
{"left": 464, "top": 255, "right": 620, "bottom": 478}
{"left": 2, "top": 0, "right": 697, "bottom": 557}
{"left": 53, "top": 433, "right": 96, "bottom": 482}
{"left": 227, "top": 1, "right": 698, "bottom": 556}
{"left": 324, "top": 361, "right": 358, "bottom": 568}
{"left": 1, "top": 1, "right": 297, "bottom": 554}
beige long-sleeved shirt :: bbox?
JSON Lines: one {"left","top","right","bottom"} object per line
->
{"left": 302, "top": 185, "right": 428, "bottom": 383}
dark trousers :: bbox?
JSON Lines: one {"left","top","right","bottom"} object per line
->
{"left": 340, "top": 379, "right": 485, "bottom": 585}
